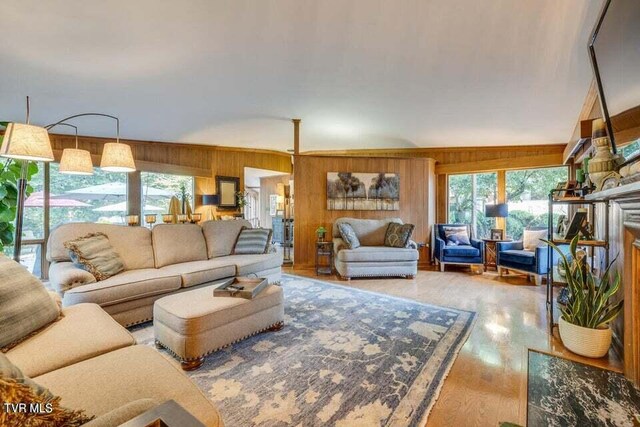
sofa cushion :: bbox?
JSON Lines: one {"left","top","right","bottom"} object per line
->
{"left": 159, "top": 259, "right": 236, "bottom": 288}
{"left": 333, "top": 217, "right": 403, "bottom": 246}
{"left": 500, "top": 249, "right": 536, "bottom": 266}
{"left": 33, "top": 345, "right": 223, "bottom": 426}
{"left": 222, "top": 252, "right": 284, "bottom": 276}
{"left": 384, "top": 222, "right": 415, "bottom": 248}
{"left": 443, "top": 245, "right": 480, "bottom": 257}
{"left": 152, "top": 224, "right": 208, "bottom": 268}
{"left": 233, "top": 227, "right": 272, "bottom": 254}
{"left": 48, "top": 223, "right": 155, "bottom": 270}
{"left": 337, "top": 246, "right": 419, "bottom": 263}
{"left": 64, "top": 233, "right": 125, "bottom": 281}
{"left": 202, "top": 219, "right": 252, "bottom": 258}
{"left": 5, "top": 303, "right": 135, "bottom": 378}
{"left": 0, "top": 255, "right": 61, "bottom": 350}
{"left": 62, "top": 269, "right": 182, "bottom": 307}
{"left": 337, "top": 222, "right": 361, "bottom": 249}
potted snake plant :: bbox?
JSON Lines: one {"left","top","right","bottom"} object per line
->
{"left": 546, "top": 236, "right": 623, "bottom": 358}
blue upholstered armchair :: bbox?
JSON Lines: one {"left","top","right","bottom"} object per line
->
{"left": 496, "top": 230, "right": 569, "bottom": 285}
{"left": 433, "top": 224, "right": 485, "bottom": 272}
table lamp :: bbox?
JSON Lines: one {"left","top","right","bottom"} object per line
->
{"left": 485, "top": 203, "right": 508, "bottom": 237}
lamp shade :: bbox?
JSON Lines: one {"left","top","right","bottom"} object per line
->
{"left": 0, "top": 123, "right": 53, "bottom": 162}
{"left": 100, "top": 142, "right": 136, "bottom": 172}
{"left": 59, "top": 148, "right": 94, "bottom": 175}
{"left": 202, "top": 194, "right": 219, "bottom": 206}
{"left": 485, "top": 203, "right": 508, "bottom": 218}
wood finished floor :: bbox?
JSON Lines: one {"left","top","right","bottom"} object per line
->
{"left": 285, "top": 266, "right": 622, "bottom": 427}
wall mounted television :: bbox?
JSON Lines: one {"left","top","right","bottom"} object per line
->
{"left": 589, "top": 0, "right": 640, "bottom": 157}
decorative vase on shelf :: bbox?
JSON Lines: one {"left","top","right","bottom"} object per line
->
{"left": 587, "top": 118, "right": 623, "bottom": 191}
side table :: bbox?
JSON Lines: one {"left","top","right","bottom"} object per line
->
{"left": 482, "top": 238, "right": 512, "bottom": 271}
{"left": 315, "top": 241, "right": 333, "bottom": 275}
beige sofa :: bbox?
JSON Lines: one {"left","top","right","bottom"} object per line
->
{"left": 333, "top": 217, "right": 419, "bottom": 279}
{"left": 47, "top": 220, "right": 282, "bottom": 326}
{"left": 5, "top": 302, "right": 223, "bottom": 426}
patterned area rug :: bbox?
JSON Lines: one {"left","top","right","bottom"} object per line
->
{"left": 132, "top": 274, "right": 476, "bottom": 426}
{"left": 528, "top": 350, "right": 640, "bottom": 426}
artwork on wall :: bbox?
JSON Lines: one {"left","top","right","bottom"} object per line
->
{"left": 327, "top": 172, "right": 400, "bottom": 211}
{"left": 269, "top": 194, "right": 278, "bottom": 216}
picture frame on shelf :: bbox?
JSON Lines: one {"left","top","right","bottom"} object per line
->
{"left": 490, "top": 228, "right": 504, "bottom": 240}
{"left": 555, "top": 181, "right": 567, "bottom": 198}
{"left": 563, "top": 211, "right": 588, "bottom": 240}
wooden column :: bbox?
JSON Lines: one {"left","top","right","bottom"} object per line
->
{"left": 292, "top": 119, "right": 301, "bottom": 155}
{"left": 127, "top": 170, "right": 142, "bottom": 216}
{"left": 496, "top": 170, "right": 506, "bottom": 232}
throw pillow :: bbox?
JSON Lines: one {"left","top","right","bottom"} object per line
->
{"left": 64, "top": 233, "right": 124, "bottom": 281}
{"left": 523, "top": 229, "right": 548, "bottom": 251}
{"left": 0, "top": 255, "right": 61, "bottom": 350}
{"left": 233, "top": 227, "right": 273, "bottom": 254}
{"left": 0, "top": 352, "right": 52, "bottom": 399}
{"left": 443, "top": 226, "right": 470, "bottom": 246}
{"left": 337, "top": 223, "right": 360, "bottom": 249}
{"left": 384, "top": 223, "right": 415, "bottom": 248}
{"left": 0, "top": 354, "right": 93, "bottom": 426}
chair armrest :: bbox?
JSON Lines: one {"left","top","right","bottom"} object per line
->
{"left": 470, "top": 238, "right": 485, "bottom": 258}
{"left": 434, "top": 237, "right": 446, "bottom": 259}
{"left": 48, "top": 262, "right": 96, "bottom": 294}
{"left": 535, "top": 244, "right": 571, "bottom": 273}
{"left": 497, "top": 241, "right": 523, "bottom": 252}
{"left": 333, "top": 237, "right": 347, "bottom": 254}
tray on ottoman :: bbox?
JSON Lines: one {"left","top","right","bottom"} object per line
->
{"left": 154, "top": 281, "right": 284, "bottom": 371}
{"left": 213, "top": 276, "right": 268, "bottom": 299}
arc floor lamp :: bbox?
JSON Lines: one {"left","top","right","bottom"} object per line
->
{"left": 1, "top": 97, "right": 136, "bottom": 262}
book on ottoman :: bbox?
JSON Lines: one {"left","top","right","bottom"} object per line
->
{"left": 213, "top": 277, "right": 269, "bottom": 299}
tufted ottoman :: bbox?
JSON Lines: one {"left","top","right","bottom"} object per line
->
{"left": 153, "top": 283, "right": 284, "bottom": 370}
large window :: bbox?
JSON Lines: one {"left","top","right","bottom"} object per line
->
{"left": 141, "top": 172, "right": 194, "bottom": 225}
{"left": 18, "top": 162, "right": 45, "bottom": 275}
{"left": 506, "top": 166, "right": 568, "bottom": 240}
{"left": 448, "top": 172, "right": 497, "bottom": 238}
{"left": 49, "top": 164, "right": 128, "bottom": 230}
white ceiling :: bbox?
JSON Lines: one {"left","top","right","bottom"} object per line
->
{"left": 0, "top": 0, "right": 603, "bottom": 152}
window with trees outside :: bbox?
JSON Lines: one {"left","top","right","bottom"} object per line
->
{"left": 506, "top": 166, "right": 568, "bottom": 240}
{"left": 141, "top": 172, "right": 194, "bottom": 226}
{"left": 448, "top": 173, "right": 497, "bottom": 239}
{"left": 49, "top": 163, "right": 128, "bottom": 230}
{"left": 17, "top": 162, "right": 45, "bottom": 275}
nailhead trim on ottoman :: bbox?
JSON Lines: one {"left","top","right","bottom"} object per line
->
{"left": 153, "top": 283, "right": 284, "bottom": 369}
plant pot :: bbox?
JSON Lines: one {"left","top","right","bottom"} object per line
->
{"left": 558, "top": 317, "right": 612, "bottom": 358}
{"left": 317, "top": 232, "right": 326, "bottom": 242}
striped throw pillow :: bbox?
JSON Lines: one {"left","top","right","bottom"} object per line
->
{"left": 64, "top": 233, "right": 124, "bottom": 281}
{"left": 233, "top": 227, "right": 273, "bottom": 254}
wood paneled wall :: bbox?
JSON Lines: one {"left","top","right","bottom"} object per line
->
{"left": 49, "top": 134, "right": 293, "bottom": 219}
{"left": 302, "top": 144, "right": 565, "bottom": 175}
{"left": 293, "top": 155, "right": 436, "bottom": 269}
